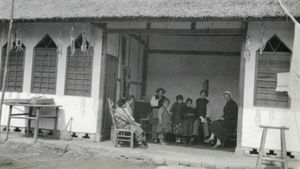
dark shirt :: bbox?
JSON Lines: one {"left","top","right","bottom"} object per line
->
{"left": 223, "top": 99, "right": 238, "bottom": 121}
{"left": 181, "top": 106, "right": 197, "bottom": 120}
{"left": 170, "top": 102, "right": 187, "bottom": 123}
{"left": 195, "top": 98, "right": 209, "bottom": 117}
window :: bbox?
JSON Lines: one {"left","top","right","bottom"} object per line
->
{"left": 255, "top": 35, "right": 291, "bottom": 108}
{"left": 31, "top": 35, "right": 57, "bottom": 94}
{"left": 1, "top": 43, "right": 25, "bottom": 92}
{"left": 65, "top": 34, "right": 93, "bottom": 97}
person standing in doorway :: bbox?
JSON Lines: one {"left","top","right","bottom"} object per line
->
{"left": 170, "top": 95, "right": 186, "bottom": 143}
{"left": 191, "top": 90, "right": 212, "bottom": 143}
{"left": 157, "top": 98, "right": 172, "bottom": 145}
{"left": 149, "top": 88, "right": 167, "bottom": 143}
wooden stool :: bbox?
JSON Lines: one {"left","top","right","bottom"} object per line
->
{"left": 256, "top": 125, "right": 289, "bottom": 169}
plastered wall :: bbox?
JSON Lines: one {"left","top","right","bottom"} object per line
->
{"left": 0, "top": 23, "right": 103, "bottom": 134}
{"left": 147, "top": 34, "right": 242, "bottom": 120}
{"left": 242, "top": 21, "right": 300, "bottom": 152}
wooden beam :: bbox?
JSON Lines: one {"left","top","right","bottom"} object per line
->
{"left": 104, "top": 28, "right": 244, "bottom": 36}
{"left": 191, "top": 22, "right": 196, "bottom": 30}
{"left": 148, "top": 49, "right": 240, "bottom": 56}
{"left": 128, "top": 34, "right": 148, "bottom": 48}
{"left": 141, "top": 35, "right": 149, "bottom": 97}
{"left": 96, "top": 24, "right": 108, "bottom": 142}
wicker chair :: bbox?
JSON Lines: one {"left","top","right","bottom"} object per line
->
{"left": 107, "top": 98, "right": 134, "bottom": 148}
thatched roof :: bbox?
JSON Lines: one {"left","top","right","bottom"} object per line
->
{"left": 0, "top": 0, "right": 299, "bottom": 21}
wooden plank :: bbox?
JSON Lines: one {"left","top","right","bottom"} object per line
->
{"left": 148, "top": 49, "right": 240, "bottom": 56}
{"left": 104, "top": 28, "right": 244, "bottom": 36}
{"left": 128, "top": 34, "right": 148, "bottom": 48}
{"left": 96, "top": 25, "right": 108, "bottom": 142}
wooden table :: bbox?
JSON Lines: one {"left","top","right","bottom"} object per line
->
{"left": 4, "top": 104, "right": 62, "bottom": 142}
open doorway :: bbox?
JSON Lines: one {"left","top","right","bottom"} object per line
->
{"left": 102, "top": 30, "right": 243, "bottom": 152}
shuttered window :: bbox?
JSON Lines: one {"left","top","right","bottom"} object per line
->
{"left": 255, "top": 35, "right": 291, "bottom": 108}
{"left": 31, "top": 35, "right": 57, "bottom": 94}
{"left": 1, "top": 43, "right": 25, "bottom": 92}
{"left": 65, "top": 34, "right": 93, "bottom": 97}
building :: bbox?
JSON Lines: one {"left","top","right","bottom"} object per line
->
{"left": 0, "top": 0, "right": 299, "bottom": 157}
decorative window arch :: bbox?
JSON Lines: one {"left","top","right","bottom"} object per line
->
{"left": 1, "top": 42, "right": 26, "bottom": 92}
{"left": 254, "top": 35, "right": 291, "bottom": 108}
{"left": 31, "top": 34, "right": 57, "bottom": 94}
{"left": 65, "top": 34, "right": 93, "bottom": 97}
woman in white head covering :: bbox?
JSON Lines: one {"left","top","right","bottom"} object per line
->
{"left": 204, "top": 91, "right": 238, "bottom": 149}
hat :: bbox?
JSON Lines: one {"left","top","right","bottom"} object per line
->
{"left": 223, "top": 91, "right": 232, "bottom": 98}
{"left": 156, "top": 88, "right": 166, "bottom": 94}
{"left": 186, "top": 98, "right": 193, "bottom": 103}
{"left": 176, "top": 95, "right": 183, "bottom": 101}
{"left": 117, "top": 99, "right": 127, "bottom": 107}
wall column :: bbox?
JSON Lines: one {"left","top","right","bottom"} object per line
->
{"left": 235, "top": 22, "right": 247, "bottom": 155}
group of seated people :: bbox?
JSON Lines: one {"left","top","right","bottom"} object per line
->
{"left": 113, "top": 88, "right": 238, "bottom": 149}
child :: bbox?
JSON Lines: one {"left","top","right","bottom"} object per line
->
{"left": 181, "top": 98, "right": 197, "bottom": 146}
{"left": 170, "top": 95, "right": 186, "bottom": 143}
{"left": 157, "top": 98, "right": 172, "bottom": 145}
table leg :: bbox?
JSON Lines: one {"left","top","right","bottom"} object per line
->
{"left": 256, "top": 128, "right": 267, "bottom": 169}
{"left": 281, "top": 129, "right": 288, "bottom": 169}
{"left": 33, "top": 107, "right": 40, "bottom": 143}
{"left": 54, "top": 107, "right": 59, "bottom": 135}
{"left": 27, "top": 107, "right": 33, "bottom": 137}
{"left": 5, "top": 105, "right": 13, "bottom": 141}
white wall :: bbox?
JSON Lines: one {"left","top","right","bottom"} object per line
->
{"left": 242, "top": 21, "right": 300, "bottom": 152}
{"left": 147, "top": 34, "right": 242, "bottom": 119}
{"left": 0, "top": 23, "right": 103, "bottom": 134}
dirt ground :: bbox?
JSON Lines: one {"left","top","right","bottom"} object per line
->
{"left": 0, "top": 141, "right": 158, "bottom": 169}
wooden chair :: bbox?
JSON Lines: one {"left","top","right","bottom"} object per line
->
{"left": 107, "top": 98, "right": 134, "bottom": 148}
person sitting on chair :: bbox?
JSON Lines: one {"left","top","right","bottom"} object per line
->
{"left": 191, "top": 90, "right": 212, "bottom": 143}
{"left": 204, "top": 91, "right": 238, "bottom": 149}
{"left": 115, "top": 99, "right": 148, "bottom": 149}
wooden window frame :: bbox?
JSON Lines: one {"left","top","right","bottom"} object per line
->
{"left": 31, "top": 35, "right": 58, "bottom": 95}
{"left": 1, "top": 45, "right": 25, "bottom": 92}
{"left": 254, "top": 51, "right": 291, "bottom": 109}
{"left": 64, "top": 46, "right": 94, "bottom": 97}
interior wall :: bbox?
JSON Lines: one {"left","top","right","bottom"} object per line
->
{"left": 0, "top": 23, "right": 103, "bottom": 135}
{"left": 242, "top": 21, "right": 300, "bottom": 152}
{"left": 146, "top": 34, "right": 242, "bottom": 119}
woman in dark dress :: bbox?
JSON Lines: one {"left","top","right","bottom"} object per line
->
{"left": 205, "top": 91, "right": 238, "bottom": 149}
{"left": 149, "top": 88, "right": 167, "bottom": 143}
{"left": 181, "top": 98, "right": 197, "bottom": 146}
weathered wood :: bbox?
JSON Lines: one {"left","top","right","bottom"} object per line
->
{"left": 104, "top": 28, "right": 244, "bottom": 36}
{"left": 128, "top": 34, "right": 148, "bottom": 48}
{"left": 259, "top": 125, "right": 289, "bottom": 130}
{"left": 141, "top": 35, "right": 149, "bottom": 97}
{"left": 256, "top": 128, "right": 267, "bottom": 169}
{"left": 96, "top": 25, "right": 108, "bottom": 142}
{"left": 148, "top": 49, "right": 240, "bottom": 56}
{"left": 33, "top": 107, "right": 40, "bottom": 142}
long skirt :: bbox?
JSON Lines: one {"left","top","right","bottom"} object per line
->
{"left": 149, "top": 108, "right": 159, "bottom": 140}
{"left": 182, "top": 118, "right": 193, "bottom": 137}
{"left": 209, "top": 120, "right": 237, "bottom": 142}
{"left": 172, "top": 123, "right": 182, "bottom": 136}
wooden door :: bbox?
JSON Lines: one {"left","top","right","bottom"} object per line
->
{"left": 101, "top": 54, "right": 119, "bottom": 140}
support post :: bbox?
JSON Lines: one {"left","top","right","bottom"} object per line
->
{"left": 96, "top": 24, "right": 107, "bottom": 142}
{"left": 235, "top": 21, "right": 247, "bottom": 155}
{"left": 0, "top": 0, "right": 14, "bottom": 141}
